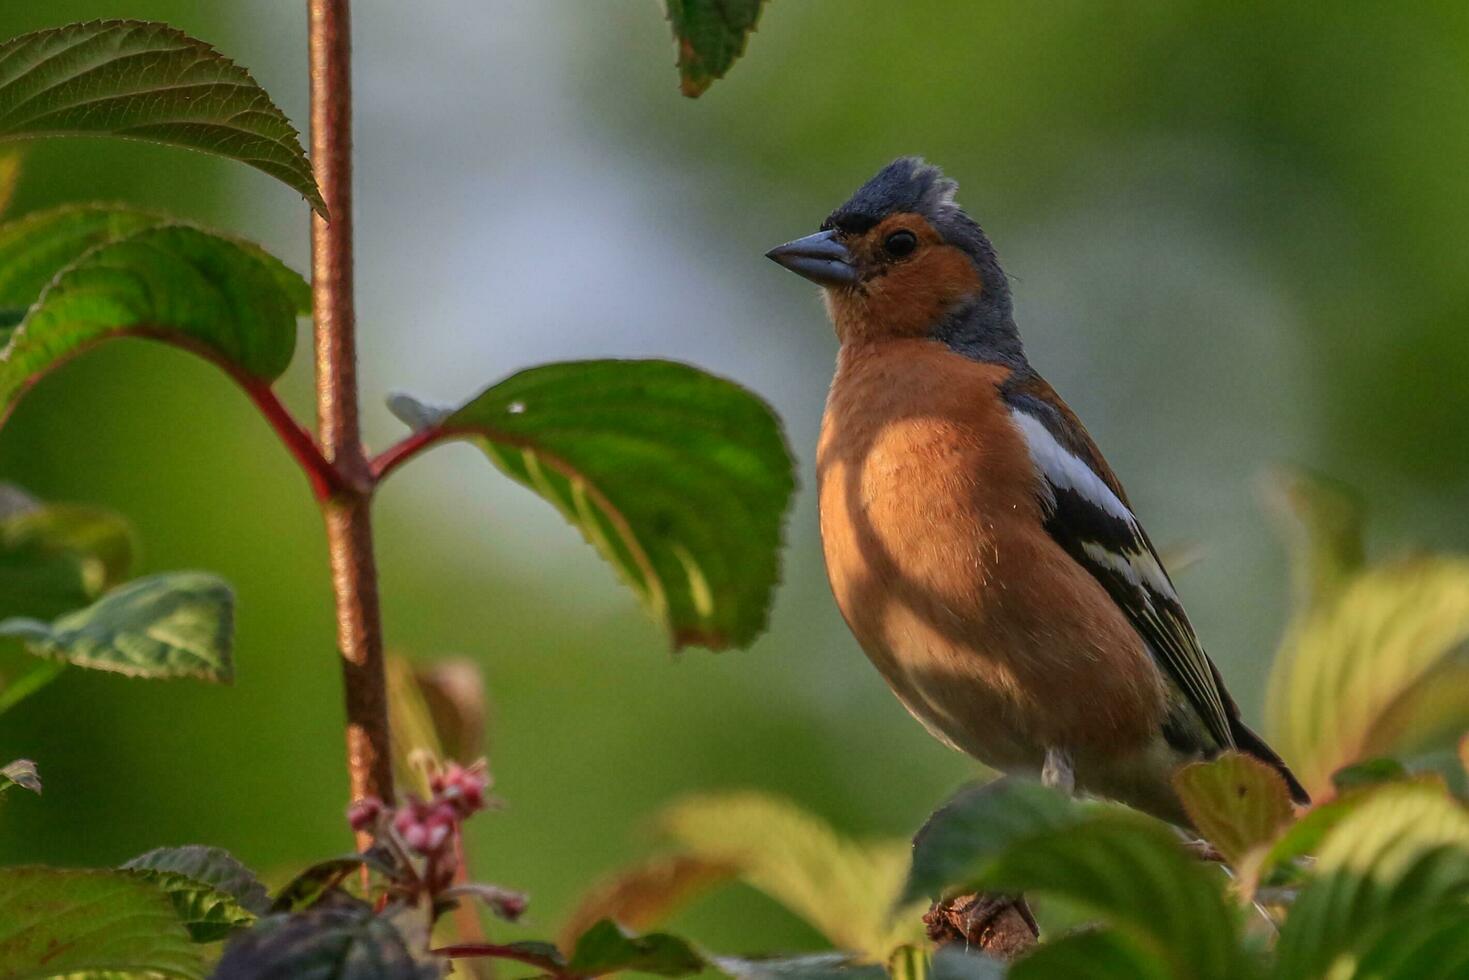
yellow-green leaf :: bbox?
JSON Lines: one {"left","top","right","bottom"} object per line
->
{"left": 1265, "top": 469, "right": 1469, "bottom": 798}
{"left": 658, "top": 791, "right": 925, "bottom": 960}
{"left": 0, "top": 867, "right": 202, "bottom": 978}
{"left": 664, "top": 0, "right": 768, "bottom": 97}
{"left": 1173, "top": 752, "right": 1295, "bottom": 867}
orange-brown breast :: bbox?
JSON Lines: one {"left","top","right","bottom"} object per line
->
{"left": 816, "top": 338, "right": 1165, "bottom": 768}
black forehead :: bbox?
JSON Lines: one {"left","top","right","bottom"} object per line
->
{"left": 821, "top": 157, "right": 955, "bottom": 234}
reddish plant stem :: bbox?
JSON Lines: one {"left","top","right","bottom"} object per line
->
{"left": 309, "top": 0, "right": 394, "bottom": 817}
{"left": 369, "top": 425, "right": 455, "bottom": 483}
{"left": 239, "top": 379, "right": 338, "bottom": 501}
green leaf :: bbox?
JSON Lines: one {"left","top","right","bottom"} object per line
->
{"left": 1008, "top": 931, "right": 1171, "bottom": 980}
{"left": 902, "top": 778, "right": 1089, "bottom": 906}
{"left": 389, "top": 359, "right": 795, "bottom": 651}
{"left": 0, "top": 757, "right": 40, "bottom": 796}
{"left": 664, "top": 0, "right": 768, "bottom": 97}
{"left": 1272, "top": 780, "right": 1469, "bottom": 980}
{"left": 1330, "top": 756, "right": 1410, "bottom": 793}
{"left": 0, "top": 204, "right": 167, "bottom": 309}
{"left": 658, "top": 791, "right": 924, "bottom": 960}
{"left": 1265, "top": 470, "right": 1469, "bottom": 798}
{"left": 214, "top": 904, "right": 439, "bottom": 980}
{"left": 0, "top": 867, "right": 202, "bottom": 978}
{"left": 0, "top": 21, "right": 326, "bottom": 215}
{"left": 1349, "top": 905, "right": 1469, "bottom": 980}
{"left": 122, "top": 845, "right": 269, "bottom": 941}
{"left": 0, "top": 571, "right": 234, "bottom": 683}
{"left": 566, "top": 919, "right": 705, "bottom": 977}
{"left": 1172, "top": 752, "right": 1295, "bottom": 867}
{"left": 0, "top": 483, "right": 135, "bottom": 621}
{"left": 0, "top": 221, "right": 310, "bottom": 423}
{"left": 978, "top": 815, "right": 1244, "bottom": 980}
{"left": 712, "top": 954, "right": 888, "bottom": 980}
{"left": 0, "top": 657, "right": 65, "bottom": 715}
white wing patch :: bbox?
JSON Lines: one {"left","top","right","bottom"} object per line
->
{"left": 1010, "top": 410, "right": 1134, "bottom": 524}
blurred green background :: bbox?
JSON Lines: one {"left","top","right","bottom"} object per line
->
{"left": 1, "top": 0, "right": 1466, "bottom": 956}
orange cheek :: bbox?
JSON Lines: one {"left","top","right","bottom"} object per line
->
{"left": 828, "top": 247, "right": 981, "bottom": 343}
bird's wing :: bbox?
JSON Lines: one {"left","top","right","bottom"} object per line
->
{"left": 1004, "top": 384, "right": 1236, "bottom": 752}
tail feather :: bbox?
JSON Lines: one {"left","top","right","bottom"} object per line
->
{"left": 1231, "top": 720, "right": 1310, "bottom": 805}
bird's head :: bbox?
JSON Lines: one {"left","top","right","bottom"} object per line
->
{"left": 767, "top": 157, "right": 1017, "bottom": 357}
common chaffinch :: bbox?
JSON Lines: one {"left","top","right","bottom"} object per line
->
{"left": 767, "top": 158, "right": 1306, "bottom": 826}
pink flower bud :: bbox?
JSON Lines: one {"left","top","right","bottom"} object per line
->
{"left": 347, "top": 796, "right": 383, "bottom": 833}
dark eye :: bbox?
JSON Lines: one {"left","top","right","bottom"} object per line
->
{"left": 884, "top": 230, "right": 918, "bottom": 258}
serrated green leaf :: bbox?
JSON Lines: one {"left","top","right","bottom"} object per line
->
{"left": 977, "top": 815, "right": 1244, "bottom": 980}
{"left": 0, "top": 571, "right": 234, "bottom": 683}
{"left": 1173, "top": 752, "right": 1295, "bottom": 867}
{"left": 213, "top": 904, "right": 439, "bottom": 980}
{"left": 122, "top": 845, "right": 269, "bottom": 941}
{"left": 1272, "top": 780, "right": 1469, "bottom": 979}
{"left": 0, "top": 867, "right": 202, "bottom": 978}
{"left": 664, "top": 0, "right": 767, "bottom": 97}
{"left": 658, "top": 791, "right": 923, "bottom": 960}
{"left": 0, "top": 21, "right": 325, "bottom": 215}
{"left": 0, "top": 757, "right": 39, "bottom": 796}
{"left": 0, "top": 222, "right": 310, "bottom": 423}
{"left": 712, "top": 954, "right": 888, "bottom": 980}
{"left": 902, "top": 778, "right": 1090, "bottom": 906}
{"left": 1265, "top": 470, "right": 1469, "bottom": 798}
{"left": 0, "top": 205, "right": 167, "bottom": 309}
{"left": 566, "top": 919, "right": 705, "bottom": 977}
{"left": 389, "top": 360, "right": 794, "bottom": 651}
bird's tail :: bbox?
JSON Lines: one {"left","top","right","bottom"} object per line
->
{"left": 1231, "top": 720, "right": 1310, "bottom": 805}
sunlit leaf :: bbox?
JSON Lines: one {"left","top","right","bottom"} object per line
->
{"left": 1272, "top": 780, "right": 1469, "bottom": 979}
{"left": 566, "top": 919, "right": 706, "bottom": 977}
{"left": 122, "top": 845, "right": 270, "bottom": 941}
{"left": 977, "top": 815, "right": 1245, "bottom": 980}
{"left": 902, "top": 778, "right": 1089, "bottom": 905}
{"left": 0, "top": 758, "right": 39, "bottom": 796}
{"left": 388, "top": 360, "right": 794, "bottom": 651}
{"left": 664, "top": 0, "right": 767, "bottom": 97}
{"left": 658, "top": 791, "right": 923, "bottom": 960}
{"left": 560, "top": 853, "right": 738, "bottom": 950}
{"left": 1265, "top": 469, "right": 1469, "bottom": 798}
{"left": 0, "top": 21, "right": 326, "bottom": 215}
{"left": 214, "top": 904, "right": 438, "bottom": 980}
{"left": 0, "top": 867, "right": 202, "bottom": 978}
{"left": 0, "top": 221, "right": 310, "bottom": 423}
{"left": 1173, "top": 752, "right": 1295, "bottom": 867}
{"left": 0, "top": 571, "right": 234, "bottom": 683}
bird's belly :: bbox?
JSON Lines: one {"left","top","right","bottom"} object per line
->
{"left": 817, "top": 391, "right": 1163, "bottom": 772}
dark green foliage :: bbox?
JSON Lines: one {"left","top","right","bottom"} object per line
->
{"left": 390, "top": 359, "right": 795, "bottom": 650}
{"left": 664, "top": 0, "right": 767, "bottom": 97}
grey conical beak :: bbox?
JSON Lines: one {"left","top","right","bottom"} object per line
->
{"left": 765, "top": 229, "right": 858, "bottom": 287}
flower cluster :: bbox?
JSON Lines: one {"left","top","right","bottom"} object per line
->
{"left": 344, "top": 758, "right": 518, "bottom": 908}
